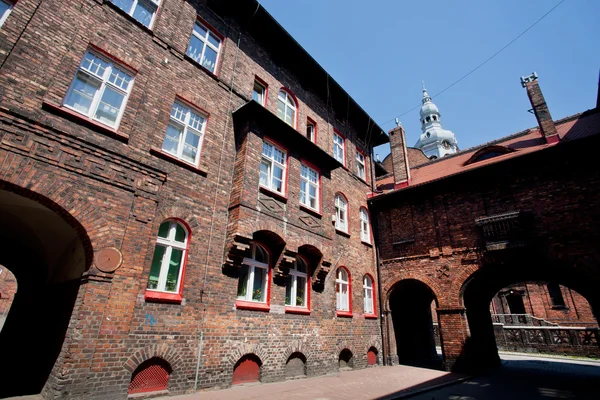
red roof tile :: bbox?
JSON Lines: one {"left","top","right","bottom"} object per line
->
{"left": 375, "top": 109, "right": 600, "bottom": 194}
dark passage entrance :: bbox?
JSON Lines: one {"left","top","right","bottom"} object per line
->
{"left": 0, "top": 189, "right": 90, "bottom": 397}
{"left": 506, "top": 292, "right": 526, "bottom": 314}
{"left": 389, "top": 279, "right": 440, "bottom": 369}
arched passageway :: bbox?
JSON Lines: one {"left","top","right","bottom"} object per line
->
{"left": 389, "top": 279, "right": 441, "bottom": 369}
{"left": 459, "top": 255, "right": 600, "bottom": 372}
{"left": 0, "top": 189, "right": 90, "bottom": 397}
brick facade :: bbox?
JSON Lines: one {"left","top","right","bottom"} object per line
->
{"left": 0, "top": 1, "right": 385, "bottom": 398}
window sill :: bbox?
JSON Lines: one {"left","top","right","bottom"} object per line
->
{"left": 361, "top": 240, "right": 373, "bottom": 247}
{"left": 42, "top": 101, "right": 129, "bottom": 142}
{"left": 150, "top": 147, "right": 208, "bottom": 176}
{"left": 236, "top": 300, "right": 270, "bottom": 312}
{"left": 259, "top": 185, "right": 288, "bottom": 203}
{"left": 184, "top": 54, "right": 219, "bottom": 81}
{"left": 336, "top": 310, "right": 353, "bottom": 318}
{"left": 285, "top": 306, "right": 310, "bottom": 315}
{"left": 144, "top": 290, "right": 182, "bottom": 304}
{"left": 364, "top": 313, "right": 378, "bottom": 320}
{"left": 299, "top": 204, "right": 322, "bottom": 218}
{"left": 335, "top": 228, "right": 350, "bottom": 238}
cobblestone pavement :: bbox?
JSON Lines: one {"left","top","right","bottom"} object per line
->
{"left": 405, "top": 352, "right": 600, "bottom": 400}
{"left": 160, "top": 365, "right": 465, "bottom": 400}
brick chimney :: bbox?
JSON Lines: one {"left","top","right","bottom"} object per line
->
{"left": 389, "top": 124, "right": 411, "bottom": 189}
{"left": 521, "top": 72, "right": 559, "bottom": 144}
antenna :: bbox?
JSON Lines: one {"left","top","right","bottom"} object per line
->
{"left": 395, "top": 118, "right": 401, "bottom": 127}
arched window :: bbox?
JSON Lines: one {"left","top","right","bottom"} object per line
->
{"left": 129, "top": 357, "right": 172, "bottom": 394}
{"left": 335, "top": 194, "right": 348, "bottom": 233}
{"left": 285, "top": 256, "right": 309, "bottom": 310}
{"left": 359, "top": 208, "right": 370, "bottom": 243}
{"left": 363, "top": 275, "right": 375, "bottom": 316}
{"left": 336, "top": 267, "right": 351, "bottom": 314}
{"left": 237, "top": 242, "right": 269, "bottom": 303}
{"left": 146, "top": 220, "right": 189, "bottom": 295}
{"left": 277, "top": 89, "right": 296, "bottom": 128}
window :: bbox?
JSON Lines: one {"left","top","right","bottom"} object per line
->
{"left": 0, "top": 0, "right": 13, "bottom": 27}
{"left": 161, "top": 101, "right": 206, "bottom": 165}
{"left": 547, "top": 283, "right": 566, "bottom": 308}
{"left": 360, "top": 208, "right": 370, "bottom": 243}
{"left": 285, "top": 256, "right": 308, "bottom": 309}
{"left": 356, "top": 150, "right": 366, "bottom": 181}
{"left": 277, "top": 89, "right": 296, "bottom": 128}
{"left": 109, "top": 0, "right": 159, "bottom": 28}
{"left": 306, "top": 119, "right": 316, "bottom": 143}
{"left": 333, "top": 131, "right": 345, "bottom": 164}
{"left": 334, "top": 194, "right": 348, "bottom": 233}
{"left": 187, "top": 20, "right": 222, "bottom": 74}
{"left": 237, "top": 243, "right": 269, "bottom": 303}
{"left": 300, "top": 164, "right": 319, "bottom": 211}
{"left": 63, "top": 50, "right": 134, "bottom": 128}
{"left": 146, "top": 220, "right": 188, "bottom": 294}
{"left": 259, "top": 141, "right": 287, "bottom": 195}
{"left": 252, "top": 79, "right": 266, "bottom": 106}
{"left": 336, "top": 267, "right": 351, "bottom": 313}
{"left": 363, "top": 275, "right": 375, "bottom": 315}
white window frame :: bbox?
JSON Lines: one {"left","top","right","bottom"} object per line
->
{"left": 306, "top": 119, "right": 316, "bottom": 143}
{"left": 335, "top": 194, "right": 348, "bottom": 233}
{"left": 109, "top": 0, "right": 160, "bottom": 29}
{"left": 277, "top": 89, "right": 296, "bottom": 128}
{"left": 336, "top": 268, "right": 350, "bottom": 312}
{"left": 286, "top": 256, "right": 308, "bottom": 308}
{"left": 187, "top": 20, "right": 222, "bottom": 74}
{"left": 363, "top": 275, "right": 374, "bottom": 315}
{"left": 356, "top": 151, "right": 366, "bottom": 180}
{"left": 252, "top": 79, "right": 266, "bottom": 106}
{"left": 333, "top": 132, "right": 345, "bottom": 164}
{"left": 63, "top": 50, "right": 134, "bottom": 129}
{"left": 161, "top": 101, "right": 207, "bottom": 166}
{"left": 300, "top": 164, "right": 319, "bottom": 211}
{"left": 0, "top": 0, "right": 13, "bottom": 28}
{"left": 360, "top": 208, "right": 371, "bottom": 243}
{"left": 237, "top": 243, "right": 269, "bottom": 303}
{"left": 146, "top": 220, "right": 188, "bottom": 294}
{"left": 259, "top": 141, "right": 287, "bottom": 194}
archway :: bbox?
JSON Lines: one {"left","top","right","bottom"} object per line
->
{"left": 0, "top": 189, "right": 90, "bottom": 397}
{"left": 459, "top": 255, "right": 600, "bottom": 371}
{"left": 389, "top": 279, "right": 440, "bottom": 368}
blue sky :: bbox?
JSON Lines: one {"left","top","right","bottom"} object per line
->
{"left": 258, "top": 0, "right": 600, "bottom": 158}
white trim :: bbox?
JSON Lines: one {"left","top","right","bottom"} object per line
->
{"left": 335, "top": 194, "right": 348, "bottom": 233}
{"left": 277, "top": 90, "right": 296, "bottom": 128}
{"left": 300, "top": 164, "right": 319, "bottom": 211}
{"left": 286, "top": 257, "right": 308, "bottom": 308}
{"left": 109, "top": 0, "right": 160, "bottom": 29}
{"left": 363, "top": 275, "right": 374, "bottom": 314}
{"left": 333, "top": 132, "right": 344, "bottom": 163}
{"left": 161, "top": 101, "right": 207, "bottom": 166}
{"left": 252, "top": 80, "right": 266, "bottom": 106}
{"left": 187, "top": 20, "right": 222, "bottom": 74}
{"left": 336, "top": 268, "right": 349, "bottom": 311}
{"left": 259, "top": 141, "right": 287, "bottom": 194}
{"left": 360, "top": 208, "right": 370, "bottom": 243}
{"left": 146, "top": 220, "right": 188, "bottom": 294}
{"left": 237, "top": 243, "right": 269, "bottom": 303}
{"left": 356, "top": 151, "right": 366, "bottom": 180}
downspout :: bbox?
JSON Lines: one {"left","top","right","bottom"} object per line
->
{"left": 368, "top": 136, "right": 388, "bottom": 366}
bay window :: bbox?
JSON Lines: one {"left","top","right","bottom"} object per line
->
{"left": 260, "top": 141, "right": 287, "bottom": 195}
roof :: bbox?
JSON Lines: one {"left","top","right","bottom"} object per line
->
{"left": 207, "top": 0, "right": 388, "bottom": 147}
{"left": 374, "top": 108, "right": 600, "bottom": 194}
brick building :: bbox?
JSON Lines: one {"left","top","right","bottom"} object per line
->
{"left": 0, "top": 0, "right": 387, "bottom": 398}
{"left": 370, "top": 74, "right": 600, "bottom": 370}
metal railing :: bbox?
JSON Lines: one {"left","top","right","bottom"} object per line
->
{"left": 492, "top": 313, "right": 559, "bottom": 327}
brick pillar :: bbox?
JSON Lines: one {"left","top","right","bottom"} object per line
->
{"left": 388, "top": 125, "right": 411, "bottom": 189}
{"left": 521, "top": 73, "right": 559, "bottom": 144}
{"left": 437, "top": 307, "right": 469, "bottom": 371}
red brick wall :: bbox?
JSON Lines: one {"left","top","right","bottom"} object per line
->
{"left": 0, "top": 1, "right": 382, "bottom": 398}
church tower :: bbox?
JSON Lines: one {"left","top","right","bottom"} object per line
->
{"left": 414, "top": 83, "right": 458, "bottom": 159}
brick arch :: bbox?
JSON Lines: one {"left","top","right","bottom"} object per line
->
{"left": 281, "top": 340, "right": 309, "bottom": 363}
{"left": 226, "top": 341, "right": 269, "bottom": 368}
{"left": 335, "top": 342, "right": 356, "bottom": 358}
{"left": 0, "top": 179, "right": 114, "bottom": 270}
{"left": 451, "top": 263, "right": 481, "bottom": 307}
{"left": 123, "top": 344, "right": 183, "bottom": 374}
{"left": 155, "top": 205, "right": 200, "bottom": 232}
{"left": 366, "top": 336, "right": 382, "bottom": 355}
{"left": 383, "top": 275, "right": 443, "bottom": 311}
{"left": 250, "top": 220, "right": 286, "bottom": 242}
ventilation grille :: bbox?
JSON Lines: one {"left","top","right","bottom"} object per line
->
{"left": 129, "top": 358, "right": 170, "bottom": 394}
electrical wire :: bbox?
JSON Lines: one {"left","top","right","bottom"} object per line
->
{"left": 379, "top": 0, "right": 566, "bottom": 128}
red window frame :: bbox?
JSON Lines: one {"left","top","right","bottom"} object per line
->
{"left": 359, "top": 206, "right": 372, "bottom": 245}
{"left": 144, "top": 218, "right": 192, "bottom": 304}
{"left": 259, "top": 136, "right": 290, "bottom": 200}
{"left": 285, "top": 254, "right": 311, "bottom": 315}
{"left": 333, "top": 129, "right": 346, "bottom": 167}
{"left": 277, "top": 87, "right": 299, "bottom": 129}
{"left": 336, "top": 266, "right": 352, "bottom": 318}
{"left": 187, "top": 15, "right": 225, "bottom": 77}
{"left": 334, "top": 192, "right": 350, "bottom": 235}
{"left": 355, "top": 147, "right": 368, "bottom": 183}
{"left": 299, "top": 158, "right": 322, "bottom": 216}
{"left": 252, "top": 75, "right": 269, "bottom": 107}
{"left": 306, "top": 117, "right": 317, "bottom": 144}
{"left": 235, "top": 240, "right": 272, "bottom": 312}
{"left": 363, "top": 273, "right": 377, "bottom": 319}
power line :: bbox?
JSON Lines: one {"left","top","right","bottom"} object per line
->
{"left": 379, "top": 0, "right": 566, "bottom": 129}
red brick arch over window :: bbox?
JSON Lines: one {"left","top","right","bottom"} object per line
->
{"left": 128, "top": 357, "right": 172, "bottom": 394}
{"left": 232, "top": 354, "right": 262, "bottom": 385}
